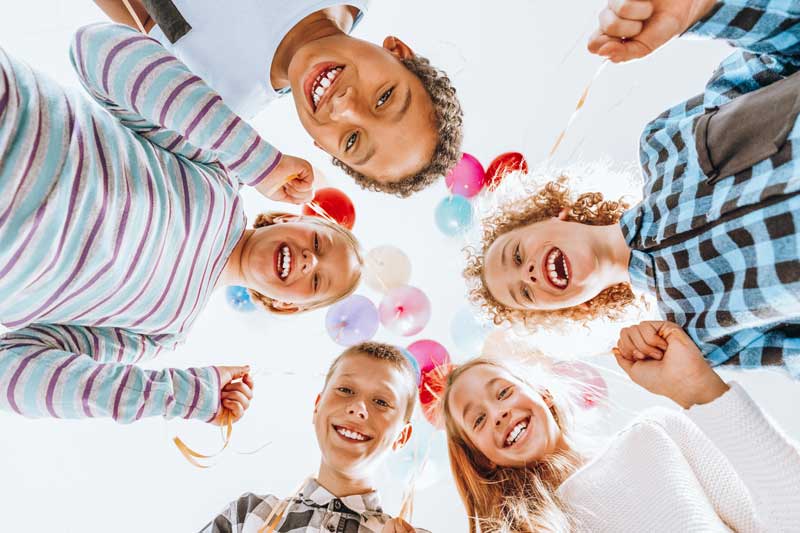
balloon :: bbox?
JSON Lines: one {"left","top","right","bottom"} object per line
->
{"left": 450, "top": 307, "right": 493, "bottom": 357}
{"left": 325, "top": 295, "right": 379, "bottom": 346}
{"left": 419, "top": 363, "right": 451, "bottom": 427}
{"left": 399, "top": 348, "right": 422, "bottom": 385}
{"left": 407, "top": 340, "right": 450, "bottom": 376}
{"left": 378, "top": 286, "right": 431, "bottom": 336}
{"left": 385, "top": 416, "right": 448, "bottom": 489}
{"left": 445, "top": 152, "right": 485, "bottom": 198}
{"left": 225, "top": 286, "right": 257, "bottom": 312}
{"left": 552, "top": 360, "right": 608, "bottom": 409}
{"left": 302, "top": 187, "right": 356, "bottom": 229}
{"left": 485, "top": 151, "right": 528, "bottom": 191}
{"left": 434, "top": 195, "right": 473, "bottom": 237}
{"left": 363, "top": 245, "right": 412, "bottom": 293}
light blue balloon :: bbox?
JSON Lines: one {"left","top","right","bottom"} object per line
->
{"left": 386, "top": 417, "right": 448, "bottom": 489}
{"left": 435, "top": 195, "right": 473, "bottom": 237}
{"left": 450, "top": 306, "right": 493, "bottom": 356}
{"left": 225, "top": 286, "right": 257, "bottom": 312}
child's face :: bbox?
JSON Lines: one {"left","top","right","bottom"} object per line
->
{"left": 287, "top": 34, "right": 437, "bottom": 185}
{"left": 447, "top": 364, "right": 561, "bottom": 468}
{"left": 483, "top": 218, "right": 607, "bottom": 311}
{"left": 313, "top": 353, "right": 411, "bottom": 477}
{"left": 240, "top": 217, "right": 360, "bottom": 311}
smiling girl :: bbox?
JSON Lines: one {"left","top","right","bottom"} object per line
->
{"left": 443, "top": 324, "right": 800, "bottom": 532}
{"left": 0, "top": 24, "right": 362, "bottom": 425}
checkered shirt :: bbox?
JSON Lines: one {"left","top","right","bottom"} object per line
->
{"left": 620, "top": 0, "right": 800, "bottom": 377}
{"left": 199, "top": 478, "right": 430, "bottom": 533}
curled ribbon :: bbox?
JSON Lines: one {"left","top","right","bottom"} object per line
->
{"left": 548, "top": 60, "right": 608, "bottom": 158}
{"left": 172, "top": 412, "right": 233, "bottom": 469}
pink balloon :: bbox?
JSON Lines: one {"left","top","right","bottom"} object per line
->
{"left": 552, "top": 360, "right": 608, "bottom": 409}
{"left": 445, "top": 153, "right": 486, "bottom": 198}
{"left": 407, "top": 340, "right": 450, "bottom": 376}
{"left": 378, "top": 286, "right": 431, "bottom": 336}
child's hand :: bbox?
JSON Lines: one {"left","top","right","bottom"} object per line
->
{"left": 258, "top": 154, "right": 315, "bottom": 204}
{"left": 587, "top": 0, "right": 716, "bottom": 63}
{"left": 210, "top": 365, "right": 254, "bottom": 425}
{"left": 616, "top": 321, "right": 668, "bottom": 361}
{"left": 613, "top": 321, "right": 729, "bottom": 408}
{"left": 381, "top": 518, "right": 416, "bottom": 533}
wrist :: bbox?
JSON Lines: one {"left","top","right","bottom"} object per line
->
{"left": 678, "top": 373, "right": 729, "bottom": 409}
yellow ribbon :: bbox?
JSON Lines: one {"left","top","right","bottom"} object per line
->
{"left": 548, "top": 61, "right": 608, "bottom": 158}
{"left": 172, "top": 412, "right": 233, "bottom": 469}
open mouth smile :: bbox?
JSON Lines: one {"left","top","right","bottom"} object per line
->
{"left": 503, "top": 416, "right": 530, "bottom": 448}
{"left": 333, "top": 424, "right": 372, "bottom": 443}
{"left": 274, "top": 243, "right": 292, "bottom": 281}
{"left": 543, "top": 247, "right": 570, "bottom": 290}
{"left": 305, "top": 63, "right": 344, "bottom": 113}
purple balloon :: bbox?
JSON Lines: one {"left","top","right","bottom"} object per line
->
{"left": 325, "top": 295, "right": 379, "bottom": 346}
{"left": 379, "top": 286, "right": 432, "bottom": 336}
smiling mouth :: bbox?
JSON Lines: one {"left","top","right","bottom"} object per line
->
{"left": 543, "top": 247, "right": 570, "bottom": 290}
{"left": 333, "top": 424, "right": 372, "bottom": 442}
{"left": 306, "top": 64, "right": 344, "bottom": 112}
{"left": 504, "top": 417, "right": 530, "bottom": 448}
{"left": 274, "top": 243, "right": 292, "bottom": 281}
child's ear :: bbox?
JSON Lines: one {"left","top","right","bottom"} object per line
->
{"left": 269, "top": 300, "right": 304, "bottom": 314}
{"left": 382, "top": 36, "right": 414, "bottom": 60}
{"left": 557, "top": 208, "right": 570, "bottom": 221}
{"left": 313, "top": 140, "right": 321, "bottom": 150}
{"left": 313, "top": 393, "right": 321, "bottom": 422}
{"left": 392, "top": 422, "right": 413, "bottom": 451}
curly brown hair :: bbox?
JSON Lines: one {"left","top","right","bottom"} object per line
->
{"left": 464, "top": 178, "right": 636, "bottom": 329}
{"left": 332, "top": 54, "right": 464, "bottom": 198}
{"left": 247, "top": 213, "right": 363, "bottom": 314}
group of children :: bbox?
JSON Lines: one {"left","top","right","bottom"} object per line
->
{"left": 1, "top": 0, "right": 799, "bottom": 531}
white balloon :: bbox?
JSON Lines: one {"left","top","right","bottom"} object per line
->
{"left": 363, "top": 245, "right": 412, "bottom": 293}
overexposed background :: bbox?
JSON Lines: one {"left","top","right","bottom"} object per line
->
{"left": 1, "top": 1, "right": 798, "bottom": 532}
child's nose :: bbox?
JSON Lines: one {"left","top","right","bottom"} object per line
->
{"left": 329, "top": 87, "right": 361, "bottom": 121}
{"left": 301, "top": 250, "right": 318, "bottom": 274}
{"left": 494, "top": 410, "right": 509, "bottom": 426}
{"left": 348, "top": 400, "right": 368, "bottom": 419}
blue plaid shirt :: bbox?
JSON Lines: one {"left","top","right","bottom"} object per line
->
{"left": 620, "top": 0, "right": 800, "bottom": 378}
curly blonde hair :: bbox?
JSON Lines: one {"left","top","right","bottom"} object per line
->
{"left": 464, "top": 178, "right": 635, "bottom": 329}
{"left": 247, "top": 213, "right": 363, "bottom": 314}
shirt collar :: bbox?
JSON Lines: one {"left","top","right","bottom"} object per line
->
{"left": 300, "top": 478, "right": 384, "bottom": 515}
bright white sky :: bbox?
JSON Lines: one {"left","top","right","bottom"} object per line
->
{"left": 1, "top": 1, "right": 798, "bottom": 532}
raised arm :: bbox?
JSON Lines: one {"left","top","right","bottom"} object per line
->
{"left": 69, "top": 23, "right": 313, "bottom": 203}
{"left": 0, "top": 323, "right": 220, "bottom": 423}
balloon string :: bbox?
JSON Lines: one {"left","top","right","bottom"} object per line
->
{"left": 172, "top": 412, "right": 233, "bottom": 469}
{"left": 304, "top": 200, "right": 338, "bottom": 225}
{"left": 547, "top": 60, "right": 608, "bottom": 159}
{"left": 122, "top": 0, "right": 147, "bottom": 33}
{"left": 265, "top": 173, "right": 299, "bottom": 198}
{"left": 258, "top": 477, "right": 311, "bottom": 533}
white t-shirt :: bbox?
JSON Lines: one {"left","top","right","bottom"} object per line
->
{"left": 149, "top": 0, "right": 371, "bottom": 118}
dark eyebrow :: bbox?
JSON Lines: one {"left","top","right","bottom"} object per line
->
{"left": 391, "top": 87, "right": 412, "bottom": 124}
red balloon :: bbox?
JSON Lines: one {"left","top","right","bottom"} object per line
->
{"left": 419, "top": 363, "right": 451, "bottom": 428}
{"left": 485, "top": 152, "right": 528, "bottom": 191}
{"left": 302, "top": 187, "right": 356, "bottom": 229}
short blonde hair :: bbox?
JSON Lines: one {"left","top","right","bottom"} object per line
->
{"left": 464, "top": 178, "right": 636, "bottom": 330}
{"left": 247, "top": 213, "right": 364, "bottom": 314}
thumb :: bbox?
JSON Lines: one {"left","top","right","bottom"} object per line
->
{"left": 613, "top": 348, "right": 634, "bottom": 376}
{"left": 219, "top": 365, "right": 251, "bottom": 383}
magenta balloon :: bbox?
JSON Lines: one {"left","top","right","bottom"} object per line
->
{"left": 406, "top": 340, "right": 450, "bottom": 376}
{"left": 552, "top": 360, "right": 608, "bottom": 409}
{"left": 378, "top": 286, "right": 432, "bottom": 336}
{"left": 445, "top": 153, "right": 486, "bottom": 198}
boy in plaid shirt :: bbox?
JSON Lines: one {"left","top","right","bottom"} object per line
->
{"left": 471, "top": 0, "right": 799, "bottom": 378}
{"left": 199, "top": 342, "right": 429, "bottom": 533}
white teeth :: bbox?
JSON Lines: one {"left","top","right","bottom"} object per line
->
{"left": 314, "top": 86, "right": 324, "bottom": 96}
{"left": 505, "top": 421, "right": 528, "bottom": 446}
{"left": 546, "top": 249, "right": 569, "bottom": 287}
{"left": 320, "top": 77, "right": 331, "bottom": 88}
{"left": 312, "top": 67, "right": 342, "bottom": 108}
{"left": 337, "top": 427, "right": 367, "bottom": 441}
{"left": 279, "top": 246, "right": 291, "bottom": 280}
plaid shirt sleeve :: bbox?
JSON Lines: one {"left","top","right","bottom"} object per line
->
{"left": 199, "top": 492, "right": 279, "bottom": 533}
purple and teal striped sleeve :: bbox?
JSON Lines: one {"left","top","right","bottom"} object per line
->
{"left": 70, "top": 23, "right": 282, "bottom": 187}
{"left": 0, "top": 325, "right": 220, "bottom": 423}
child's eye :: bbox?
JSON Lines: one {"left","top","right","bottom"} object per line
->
{"left": 514, "top": 244, "right": 523, "bottom": 266}
{"left": 521, "top": 285, "right": 532, "bottom": 302}
{"left": 374, "top": 398, "right": 391, "bottom": 408}
{"left": 498, "top": 386, "right": 513, "bottom": 400}
{"left": 472, "top": 413, "right": 485, "bottom": 430}
{"left": 377, "top": 87, "right": 394, "bottom": 107}
{"left": 313, "top": 273, "right": 320, "bottom": 293}
{"left": 313, "top": 232, "right": 320, "bottom": 252}
{"left": 345, "top": 132, "right": 358, "bottom": 151}
{"left": 337, "top": 387, "right": 353, "bottom": 395}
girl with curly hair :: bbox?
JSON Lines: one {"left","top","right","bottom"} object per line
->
{"left": 443, "top": 323, "right": 800, "bottom": 532}
{"left": 469, "top": 0, "right": 800, "bottom": 379}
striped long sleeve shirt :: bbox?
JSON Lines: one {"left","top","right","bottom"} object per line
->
{"left": 621, "top": 0, "right": 800, "bottom": 378}
{"left": 0, "top": 23, "right": 282, "bottom": 422}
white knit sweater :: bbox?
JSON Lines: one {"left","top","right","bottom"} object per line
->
{"left": 556, "top": 383, "right": 800, "bottom": 532}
